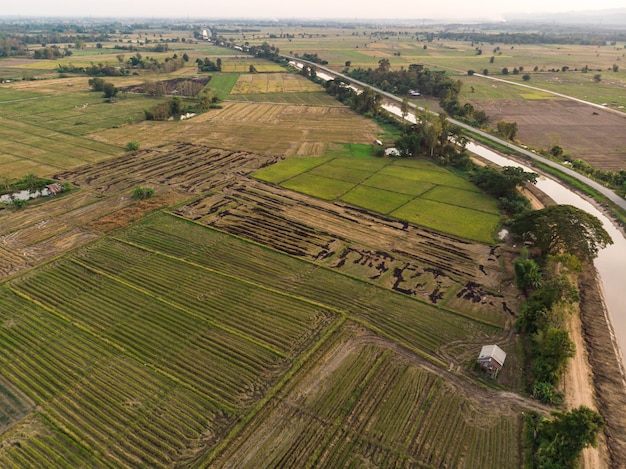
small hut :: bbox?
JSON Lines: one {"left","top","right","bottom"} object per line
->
{"left": 477, "top": 344, "right": 506, "bottom": 377}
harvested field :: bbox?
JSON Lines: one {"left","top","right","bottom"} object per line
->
{"left": 219, "top": 61, "right": 285, "bottom": 73}
{"left": 230, "top": 73, "right": 323, "bottom": 94}
{"left": 55, "top": 143, "right": 281, "bottom": 194}
{"left": 88, "top": 102, "right": 381, "bottom": 156}
{"left": 0, "top": 144, "right": 278, "bottom": 280}
{"left": 212, "top": 325, "right": 539, "bottom": 469}
{"left": 470, "top": 98, "right": 626, "bottom": 170}
{"left": 0, "top": 204, "right": 510, "bottom": 467}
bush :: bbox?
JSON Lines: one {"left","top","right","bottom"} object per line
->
{"left": 125, "top": 141, "right": 140, "bottom": 152}
{"left": 132, "top": 187, "right": 154, "bottom": 200}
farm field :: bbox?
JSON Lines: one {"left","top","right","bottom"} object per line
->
{"left": 470, "top": 97, "right": 626, "bottom": 170}
{"left": 254, "top": 155, "right": 501, "bottom": 243}
{"left": 0, "top": 28, "right": 566, "bottom": 468}
{"left": 90, "top": 101, "right": 382, "bottom": 156}
{"left": 0, "top": 208, "right": 529, "bottom": 466}
{"left": 0, "top": 79, "right": 167, "bottom": 177}
{"left": 212, "top": 326, "right": 528, "bottom": 469}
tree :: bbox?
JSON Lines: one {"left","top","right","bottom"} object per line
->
{"left": 535, "top": 406, "right": 604, "bottom": 469}
{"left": 88, "top": 77, "right": 106, "bottom": 91}
{"left": 132, "top": 187, "right": 154, "bottom": 200}
{"left": 377, "top": 58, "right": 390, "bottom": 72}
{"left": 502, "top": 67, "right": 509, "bottom": 75}
{"left": 593, "top": 73, "right": 601, "bottom": 83}
{"left": 103, "top": 82, "right": 117, "bottom": 99}
{"left": 470, "top": 165, "right": 537, "bottom": 199}
{"left": 496, "top": 120, "right": 518, "bottom": 140}
{"left": 344, "top": 60, "right": 351, "bottom": 68}
{"left": 522, "top": 74, "right": 531, "bottom": 81}
{"left": 400, "top": 97, "right": 409, "bottom": 121}
{"left": 514, "top": 247, "right": 542, "bottom": 296}
{"left": 125, "top": 141, "right": 140, "bottom": 151}
{"left": 532, "top": 327, "right": 575, "bottom": 383}
{"left": 510, "top": 205, "right": 613, "bottom": 261}
{"left": 182, "top": 53, "right": 189, "bottom": 62}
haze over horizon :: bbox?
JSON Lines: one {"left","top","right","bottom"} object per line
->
{"left": 1, "top": 0, "right": 625, "bottom": 22}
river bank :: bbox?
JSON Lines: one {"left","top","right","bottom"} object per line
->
{"left": 579, "top": 268, "right": 626, "bottom": 469}
{"left": 472, "top": 144, "right": 626, "bottom": 469}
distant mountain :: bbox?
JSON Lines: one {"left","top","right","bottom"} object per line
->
{"left": 505, "top": 8, "right": 626, "bottom": 26}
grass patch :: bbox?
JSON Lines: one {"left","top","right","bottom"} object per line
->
{"left": 324, "top": 143, "right": 378, "bottom": 159}
{"left": 379, "top": 164, "right": 480, "bottom": 191}
{"left": 282, "top": 173, "right": 354, "bottom": 200}
{"left": 341, "top": 185, "right": 414, "bottom": 214}
{"left": 207, "top": 73, "right": 240, "bottom": 99}
{"left": 362, "top": 173, "right": 435, "bottom": 196}
{"left": 308, "top": 164, "right": 372, "bottom": 184}
{"left": 253, "top": 157, "right": 332, "bottom": 183}
{"left": 391, "top": 198, "right": 500, "bottom": 243}
{"left": 422, "top": 186, "right": 499, "bottom": 213}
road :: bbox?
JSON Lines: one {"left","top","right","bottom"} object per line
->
{"left": 288, "top": 57, "right": 626, "bottom": 212}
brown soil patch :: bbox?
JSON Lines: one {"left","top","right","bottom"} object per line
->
{"left": 118, "top": 77, "right": 210, "bottom": 96}
{"left": 87, "top": 192, "right": 187, "bottom": 233}
{"left": 470, "top": 99, "right": 626, "bottom": 171}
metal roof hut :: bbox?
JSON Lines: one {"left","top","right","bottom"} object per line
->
{"left": 477, "top": 345, "right": 506, "bottom": 377}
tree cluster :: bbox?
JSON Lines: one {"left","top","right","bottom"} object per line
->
{"left": 33, "top": 46, "right": 68, "bottom": 59}
{"left": 510, "top": 205, "right": 613, "bottom": 261}
{"left": 324, "top": 79, "right": 381, "bottom": 118}
{"left": 524, "top": 407, "right": 604, "bottom": 469}
{"left": 511, "top": 205, "right": 612, "bottom": 404}
{"left": 299, "top": 52, "right": 328, "bottom": 65}
{"left": 196, "top": 57, "right": 221, "bottom": 72}
{"left": 470, "top": 165, "right": 536, "bottom": 215}
{"left": 346, "top": 63, "right": 461, "bottom": 103}
{"left": 144, "top": 97, "right": 184, "bottom": 121}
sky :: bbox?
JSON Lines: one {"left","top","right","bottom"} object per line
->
{"left": 1, "top": 0, "right": 625, "bottom": 21}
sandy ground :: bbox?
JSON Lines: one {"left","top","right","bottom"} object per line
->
{"left": 563, "top": 312, "right": 607, "bottom": 469}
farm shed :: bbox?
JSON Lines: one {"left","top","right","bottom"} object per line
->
{"left": 477, "top": 344, "right": 506, "bottom": 377}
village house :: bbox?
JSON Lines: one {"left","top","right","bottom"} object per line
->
{"left": 477, "top": 344, "right": 506, "bottom": 377}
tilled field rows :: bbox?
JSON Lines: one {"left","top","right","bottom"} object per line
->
{"left": 0, "top": 230, "right": 339, "bottom": 467}
{"left": 55, "top": 143, "right": 281, "bottom": 195}
{"left": 214, "top": 332, "right": 523, "bottom": 469}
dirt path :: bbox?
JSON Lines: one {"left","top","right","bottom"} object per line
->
{"left": 563, "top": 312, "right": 607, "bottom": 469}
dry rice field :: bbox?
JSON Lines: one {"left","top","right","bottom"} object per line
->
{"left": 89, "top": 102, "right": 381, "bottom": 156}
{"left": 230, "top": 73, "right": 323, "bottom": 94}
